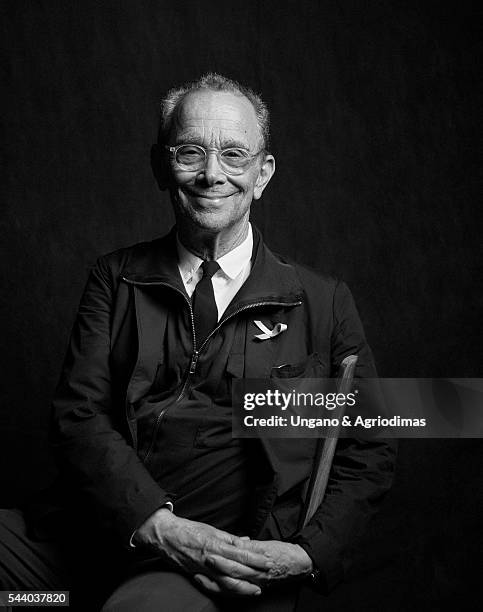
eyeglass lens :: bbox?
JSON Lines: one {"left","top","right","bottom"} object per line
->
{"left": 175, "top": 145, "right": 252, "bottom": 174}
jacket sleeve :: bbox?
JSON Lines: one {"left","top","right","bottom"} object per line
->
{"left": 51, "top": 256, "right": 170, "bottom": 545}
{"left": 293, "top": 280, "right": 397, "bottom": 592}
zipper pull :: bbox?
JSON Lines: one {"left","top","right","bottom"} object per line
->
{"left": 189, "top": 350, "right": 199, "bottom": 374}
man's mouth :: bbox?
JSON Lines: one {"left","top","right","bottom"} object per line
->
{"left": 196, "top": 194, "right": 228, "bottom": 200}
{"left": 182, "top": 188, "right": 236, "bottom": 201}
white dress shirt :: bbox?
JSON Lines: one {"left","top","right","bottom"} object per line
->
{"left": 176, "top": 224, "right": 253, "bottom": 320}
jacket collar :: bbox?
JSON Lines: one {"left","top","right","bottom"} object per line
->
{"left": 122, "top": 225, "right": 304, "bottom": 308}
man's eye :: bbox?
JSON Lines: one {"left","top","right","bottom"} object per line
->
{"left": 222, "top": 149, "right": 247, "bottom": 159}
{"left": 180, "top": 146, "right": 202, "bottom": 155}
{"left": 177, "top": 146, "right": 204, "bottom": 161}
{"left": 221, "top": 149, "right": 249, "bottom": 166}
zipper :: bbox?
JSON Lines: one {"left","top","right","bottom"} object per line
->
{"left": 142, "top": 406, "right": 168, "bottom": 464}
{"left": 122, "top": 275, "right": 302, "bottom": 400}
{"left": 198, "top": 300, "right": 302, "bottom": 354}
{"left": 123, "top": 277, "right": 200, "bottom": 403}
{"left": 176, "top": 300, "right": 303, "bottom": 400}
{"left": 189, "top": 351, "right": 199, "bottom": 374}
{"left": 123, "top": 277, "right": 196, "bottom": 447}
{"left": 175, "top": 349, "right": 199, "bottom": 401}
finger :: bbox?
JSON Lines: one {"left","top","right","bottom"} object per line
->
{"left": 215, "top": 575, "right": 262, "bottom": 596}
{"left": 205, "top": 553, "right": 267, "bottom": 580}
{"left": 194, "top": 573, "right": 262, "bottom": 597}
{"left": 210, "top": 527, "right": 243, "bottom": 545}
{"left": 236, "top": 538, "right": 266, "bottom": 551}
{"left": 215, "top": 530, "right": 253, "bottom": 547}
{"left": 193, "top": 573, "right": 222, "bottom": 594}
{"left": 215, "top": 543, "right": 272, "bottom": 570}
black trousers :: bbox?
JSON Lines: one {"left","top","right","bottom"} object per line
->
{"left": 0, "top": 509, "right": 303, "bottom": 612}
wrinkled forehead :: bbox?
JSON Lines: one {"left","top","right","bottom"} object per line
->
{"left": 171, "top": 90, "right": 261, "bottom": 148}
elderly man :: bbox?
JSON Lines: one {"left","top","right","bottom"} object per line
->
{"left": 0, "top": 74, "right": 395, "bottom": 611}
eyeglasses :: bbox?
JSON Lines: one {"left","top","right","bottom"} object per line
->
{"left": 165, "top": 144, "right": 263, "bottom": 176}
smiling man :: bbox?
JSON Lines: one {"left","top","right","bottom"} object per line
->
{"left": 0, "top": 74, "right": 395, "bottom": 611}
{"left": 161, "top": 87, "right": 273, "bottom": 250}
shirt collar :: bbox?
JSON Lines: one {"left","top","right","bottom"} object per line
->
{"left": 176, "top": 223, "right": 253, "bottom": 282}
{"left": 176, "top": 237, "right": 202, "bottom": 285}
{"left": 217, "top": 224, "right": 253, "bottom": 279}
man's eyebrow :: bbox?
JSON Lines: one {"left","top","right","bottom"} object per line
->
{"left": 175, "top": 133, "right": 204, "bottom": 145}
{"left": 175, "top": 134, "right": 250, "bottom": 149}
{"left": 220, "top": 138, "right": 250, "bottom": 149}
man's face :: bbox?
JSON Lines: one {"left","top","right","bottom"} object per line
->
{"left": 164, "top": 90, "right": 274, "bottom": 233}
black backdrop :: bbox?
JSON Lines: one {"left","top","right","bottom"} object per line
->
{"left": 1, "top": 1, "right": 481, "bottom": 608}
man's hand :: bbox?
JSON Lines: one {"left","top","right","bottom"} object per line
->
{"left": 133, "top": 508, "right": 268, "bottom": 596}
{"left": 202, "top": 539, "right": 313, "bottom": 588}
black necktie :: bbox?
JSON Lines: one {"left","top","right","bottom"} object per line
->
{"left": 192, "top": 260, "right": 220, "bottom": 346}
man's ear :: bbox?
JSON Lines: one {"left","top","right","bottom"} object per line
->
{"left": 151, "top": 144, "right": 170, "bottom": 191}
{"left": 253, "top": 154, "right": 276, "bottom": 200}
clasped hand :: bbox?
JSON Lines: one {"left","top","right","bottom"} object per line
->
{"left": 133, "top": 508, "right": 313, "bottom": 597}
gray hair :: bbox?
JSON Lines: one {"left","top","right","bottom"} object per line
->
{"left": 159, "top": 72, "right": 270, "bottom": 150}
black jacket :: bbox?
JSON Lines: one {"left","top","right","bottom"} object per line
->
{"left": 50, "top": 226, "right": 396, "bottom": 592}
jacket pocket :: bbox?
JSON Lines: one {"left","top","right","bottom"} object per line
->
{"left": 226, "top": 352, "right": 245, "bottom": 379}
{"left": 270, "top": 352, "right": 326, "bottom": 378}
{"left": 149, "top": 357, "right": 178, "bottom": 395}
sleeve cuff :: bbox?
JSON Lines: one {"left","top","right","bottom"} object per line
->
{"left": 128, "top": 500, "right": 174, "bottom": 548}
{"left": 292, "top": 525, "right": 344, "bottom": 593}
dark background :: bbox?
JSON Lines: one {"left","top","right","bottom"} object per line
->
{"left": 1, "top": 1, "right": 481, "bottom": 609}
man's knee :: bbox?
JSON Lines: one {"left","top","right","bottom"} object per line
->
{"left": 100, "top": 570, "right": 221, "bottom": 612}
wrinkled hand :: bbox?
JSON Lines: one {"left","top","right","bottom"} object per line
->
{"left": 133, "top": 509, "right": 268, "bottom": 596}
{"left": 201, "top": 539, "right": 313, "bottom": 590}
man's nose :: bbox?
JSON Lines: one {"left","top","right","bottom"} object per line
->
{"left": 200, "top": 151, "right": 227, "bottom": 185}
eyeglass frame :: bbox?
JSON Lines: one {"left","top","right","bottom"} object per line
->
{"left": 164, "top": 143, "right": 265, "bottom": 175}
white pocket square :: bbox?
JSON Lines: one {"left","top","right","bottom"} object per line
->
{"left": 253, "top": 320, "right": 287, "bottom": 340}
